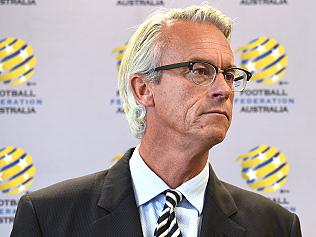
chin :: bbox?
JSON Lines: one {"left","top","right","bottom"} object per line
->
{"left": 198, "top": 128, "right": 228, "bottom": 148}
{"left": 212, "top": 134, "right": 226, "bottom": 146}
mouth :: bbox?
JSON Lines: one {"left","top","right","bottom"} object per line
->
{"left": 201, "top": 110, "right": 229, "bottom": 120}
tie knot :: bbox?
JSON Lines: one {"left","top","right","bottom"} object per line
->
{"left": 165, "top": 189, "right": 183, "bottom": 208}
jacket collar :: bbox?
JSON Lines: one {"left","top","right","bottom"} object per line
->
{"left": 94, "top": 148, "right": 143, "bottom": 237}
{"left": 94, "top": 148, "right": 245, "bottom": 237}
{"left": 200, "top": 165, "right": 246, "bottom": 237}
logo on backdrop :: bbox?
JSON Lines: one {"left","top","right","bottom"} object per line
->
{"left": 112, "top": 153, "right": 124, "bottom": 162}
{"left": 0, "top": 146, "right": 36, "bottom": 224}
{"left": 0, "top": 0, "right": 36, "bottom": 6}
{"left": 238, "top": 36, "right": 288, "bottom": 85}
{"left": 235, "top": 36, "right": 295, "bottom": 113}
{"left": 240, "top": 0, "right": 288, "bottom": 5}
{"left": 0, "top": 37, "right": 43, "bottom": 115}
{"left": 116, "top": 0, "right": 164, "bottom": 6}
{"left": 0, "top": 146, "right": 35, "bottom": 195}
{"left": 0, "top": 37, "right": 37, "bottom": 86}
{"left": 237, "top": 144, "right": 289, "bottom": 192}
{"left": 112, "top": 44, "right": 127, "bottom": 71}
{"left": 110, "top": 44, "right": 127, "bottom": 113}
{"left": 236, "top": 144, "right": 296, "bottom": 212}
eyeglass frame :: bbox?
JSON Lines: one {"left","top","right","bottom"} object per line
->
{"left": 153, "top": 61, "right": 252, "bottom": 90}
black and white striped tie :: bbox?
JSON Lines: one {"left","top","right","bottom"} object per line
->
{"left": 154, "top": 189, "right": 183, "bottom": 237}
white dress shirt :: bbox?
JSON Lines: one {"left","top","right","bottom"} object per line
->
{"left": 129, "top": 145, "right": 209, "bottom": 237}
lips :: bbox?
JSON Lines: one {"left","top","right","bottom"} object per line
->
{"left": 201, "top": 110, "right": 230, "bottom": 120}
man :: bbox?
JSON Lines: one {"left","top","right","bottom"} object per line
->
{"left": 11, "top": 4, "right": 301, "bottom": 237}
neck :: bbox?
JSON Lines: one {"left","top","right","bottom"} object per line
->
{"left": 139, "top": 130, "right": 210, "bottom": 189}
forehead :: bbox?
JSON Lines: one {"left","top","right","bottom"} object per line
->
{"left": 159, "top": 20, "right": 234, "bottom": 67}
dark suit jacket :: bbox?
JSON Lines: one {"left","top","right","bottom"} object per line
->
{"left": 11, "top": 148, "right": 301, "bottom": 237}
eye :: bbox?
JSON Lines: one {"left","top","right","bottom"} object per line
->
{"left": 224, "top": 68, "right": 248, "bottom": 91}
{"left": 192, "top": 67, "right": 210, "bottom": 76}
{"left": 185, "top": 62, "right": 217, "bottom": 86}
{"left": 225, "top": 71, "right": 235, "bottom": 81}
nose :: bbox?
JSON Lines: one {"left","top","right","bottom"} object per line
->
{"left": 207, "top": 73, "right": 232, "bottom": 100}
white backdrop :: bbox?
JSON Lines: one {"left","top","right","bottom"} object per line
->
{"left": 0, "top": 0, "right": 315, "bottom": 236}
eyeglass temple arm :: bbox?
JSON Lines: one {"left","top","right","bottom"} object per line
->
{"left": 154, "top": 62, "right": 192, "bottom": 71}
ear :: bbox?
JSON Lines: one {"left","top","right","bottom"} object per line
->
{"left": 130, "top": 75, "right": 155, "bottom": 107}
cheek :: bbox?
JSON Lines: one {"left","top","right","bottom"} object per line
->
{"left": 229, "top": 94, "right": 234, "bottom": 114}
{"left": 163, "top": 89, "right": 191, "bottom": 117}
{"left": 155, "top": 84, "right": 195, "bottom": 123}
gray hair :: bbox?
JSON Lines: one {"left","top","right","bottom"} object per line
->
{"left": 118, "top": 3, "right": 232, "bottom": 138}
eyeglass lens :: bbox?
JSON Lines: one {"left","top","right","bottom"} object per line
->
{"left": 189, "top": 62, "right": 247, "bottom": 91}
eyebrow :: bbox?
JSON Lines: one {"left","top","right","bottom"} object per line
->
{"left": 188, "top": 57, "right": 236, "bottom": 69}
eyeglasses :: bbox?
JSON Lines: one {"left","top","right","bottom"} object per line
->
{"left": 154, "top": 61, "right": 252, "bottom": 92}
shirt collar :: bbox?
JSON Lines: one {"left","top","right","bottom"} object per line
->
{"left": 129, "top": 145, "right": 209, "bottom": 216}
{"left": 177, "top": 160, "right": 209, "bottom": 215}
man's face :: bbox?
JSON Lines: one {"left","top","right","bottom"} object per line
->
{"left": 147, "top": 20, "right": 234, "bottom": 147}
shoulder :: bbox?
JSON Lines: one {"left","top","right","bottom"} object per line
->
{"left": 26, "top": 147, "right": 135, "bottom": 202}
{"left": 27, "top": 169, "right": 109, "bottom": 202}
{"left": 222, "top": 182, "right": 301, "bottom": 236}
{"left": 16, "top": 169, "right": 111, "bottom": 223}
{"left": 12, "top": 151, "right": 135, "bottom": 236}
{"left": 223, "top": 181, "right": 289, "bottom": 217}
{"left": 12, "top": 170, "right": 111, "bottom": 237}
{"left": 19, "top": 149, "right": 133, "bottom": 210}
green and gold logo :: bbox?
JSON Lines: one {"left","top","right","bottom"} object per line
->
{"left": 112, "top": 44, "right": 128, "bottom": 71}
{"left": 237, "top": 144, "right": 289, "bottom": 192}
{"left": 0, "top": 146, "right": 36, "bottom": 195}
{"left": 0, "top": 37, "right": 37, "bottom": 86}
{"left": 237, "top": 36, "right": 288, "bottom": 85}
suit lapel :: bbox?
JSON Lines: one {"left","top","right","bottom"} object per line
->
{"left": 93, "top": 149, "right": 246, "bottom": 237}
{"left": 93, "top": 148, "right": 143, "bottom": 237}
{"left": 200, "top": 165, "right": 246, "bottom": 237}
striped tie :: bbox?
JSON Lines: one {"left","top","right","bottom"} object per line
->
{"left": 154, "top": 190, "right": 183, "bottom": 237}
